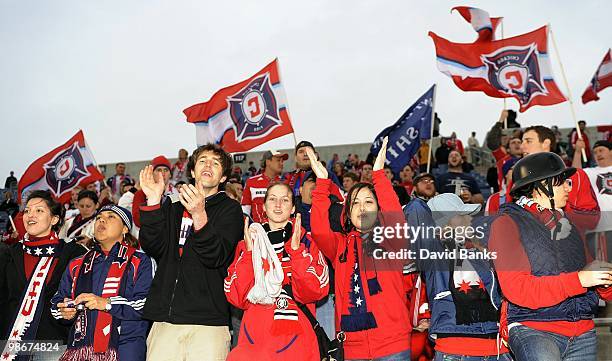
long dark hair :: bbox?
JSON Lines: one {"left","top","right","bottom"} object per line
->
{"left": 342, "top": 182, "right": 379, "bottom": 233}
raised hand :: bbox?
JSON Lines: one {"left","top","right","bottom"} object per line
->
{"left": 306, "top": 148, "right": 328, "bottom": 179}
{"left": 139, "top": 165, "right": 165, "bottom": 206}
{"left": 244, "top": 218, "right": 253, "bottom": 252}
{"left": 179, "top": 184, "right": 208, "bottom": 229}
{"left": 290, "top": 213, "right": 302, "bottom": 251}
{"left": 373, "top": 136, "right": 388, "bottom": 172}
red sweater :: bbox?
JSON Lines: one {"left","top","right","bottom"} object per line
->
{"left": 489, "top": 215, "right": 612, "bottom": 339}
{"left": 311, "top": 170, "right": 411, "bottom": 359}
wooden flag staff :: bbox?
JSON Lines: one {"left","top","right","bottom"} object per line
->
{"left": 549, "top": 25, "right": 587, "bottom": 162}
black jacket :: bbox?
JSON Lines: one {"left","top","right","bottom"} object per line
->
{"left": 0, "top": 240, "right": 87, "bottom": 343}
{"left": 139, "top": 191, "right": 243, "bottom": 325}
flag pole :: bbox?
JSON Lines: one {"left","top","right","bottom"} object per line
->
{"left": 275, "top": 57, "right": 298, "bottom": 150}
{"left": 549, "top": 24, "right": 587, "bottom": 162}
{"left": 500, "top": 20, "right": 508, "bottom": 130}
{"left": 426, "top": 84, "right": 437, "bottom": 174}
{"left": 8, "top": 215, "right": 17, "bottom": 233}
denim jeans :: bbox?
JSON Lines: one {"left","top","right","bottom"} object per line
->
{"left": 508, "top": 325, "right": 597, "bottom": 361}
{"left": 434, "top": 352, "right": 513, "bottom": 361}
{"left": 316, "top": 294, "right": 336, "bottom": 339}
{"left": 348, "top": 350, "right": 411, "bottom": 361}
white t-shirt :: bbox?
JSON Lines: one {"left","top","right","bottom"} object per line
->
{"left": 583, "top": 165, "right": 612, "bottom": 232}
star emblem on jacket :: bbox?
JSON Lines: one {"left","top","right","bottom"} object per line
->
{"left": 45, "top": 246, "right": 55, "bottom": 255}
{"left": 34, "top": 248, "right": 43, "bottom": 256}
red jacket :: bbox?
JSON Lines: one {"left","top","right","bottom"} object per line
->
{"left": 241, "top": 173, "right": 281, "bottom": 224}
{"left": 311, "top": 170, "right": 412, "bottom": 359}
{"left": 224, "top": 224, "right": 329, "bottom": 360}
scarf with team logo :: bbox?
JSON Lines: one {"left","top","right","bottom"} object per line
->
{"left": 61, "top": 241, "right": 136, "bottom": 361}
{"left": 1, "top": 233, "right": 62, "bottom": 361}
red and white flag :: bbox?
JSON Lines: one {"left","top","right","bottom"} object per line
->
{"left": 184, "top": 59, "right": 294, "bottom": 152}
{"left": 18, "top": 130, "right": 103, "bottom": 204}
{"left": 451, "top": 6, "right": 503, "bottom": 42}
{"left": 429, "top": 25, "right": 567, "bottom": 112}
{"left": 582, "top": 49, "right": 612, "bottom": 104}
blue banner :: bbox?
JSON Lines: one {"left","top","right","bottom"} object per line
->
{"left": 370, "top": 85, "right": 436, "bottom": 174}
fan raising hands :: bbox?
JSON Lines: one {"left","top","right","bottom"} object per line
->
{"left": 306, "top": 148, "right": 328, "bottom": 179}
{"left": 373, "top": 136, "right": 389, "bottom": 172}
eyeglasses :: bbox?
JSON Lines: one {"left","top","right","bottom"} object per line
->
{"left": 417, "top": 179, "right": 435, "bottom": 184}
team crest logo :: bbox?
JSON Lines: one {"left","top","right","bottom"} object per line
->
{"left": 596, "top": 172, "right": 612, "bottom": 196}
{"left": 482, "top": 43, "right": 547, "bottom": 107}
{"left": 227, "top": 73, "right": 282, "bottom": 142}
{"left": 43, "top": 142, "right": 90, "bottom": 197}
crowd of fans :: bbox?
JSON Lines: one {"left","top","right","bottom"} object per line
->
{"left": 0, "top": 112, "right": 611, "bottom": 361}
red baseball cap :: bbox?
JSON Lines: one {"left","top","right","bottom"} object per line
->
{"left": 151, "top": 155, "right": 171, "bottom": 170}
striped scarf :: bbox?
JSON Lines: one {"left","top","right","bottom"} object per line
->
{"left": 61, "top": 242, "right": 136, "bottom": 361}
{"left": 1, "top": 233, "right": 62, "bottom": 361}
{"left": 248, "top": 221, "right": 303, "bottom": 335}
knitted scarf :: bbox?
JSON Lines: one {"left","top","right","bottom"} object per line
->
{"left": 246, "top": 222, "right": 284, "bottom": 305}
{"left": 178, "top": 209, "right": 193, "bottom": 257}
{"left": 340, "top": 236, "right": 378, "bottom": 332}
{"left": 516, "top": 196, "right": 571, "bottom": 240}
{"left": 1, "top": 233, "right": 62, "bottom": 361}
{"left": 60, "top": 242, "right": 135, "bottom": 361}
{"left": 248, "top": 221, "right": 304, "bottom": 335}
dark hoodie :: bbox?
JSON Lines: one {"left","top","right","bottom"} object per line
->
{"left": 139, "top": 191, "right": 243, "bottom": 325}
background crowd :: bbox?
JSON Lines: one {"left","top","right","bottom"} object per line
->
{"left": 0, "top": 110, "right": 611, "bottom": 361}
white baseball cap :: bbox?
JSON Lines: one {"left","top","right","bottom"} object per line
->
{"left": 427, "top": 193, "right": 481, "bottom": 226}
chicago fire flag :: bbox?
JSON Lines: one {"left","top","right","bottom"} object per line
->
{"left": 451, "top": 6, "right": 503, "bottom": 42}
{"left": 582, "top": 49, "right": 611, "bottom": 104}
{"left": 184, "top": 59, "right": 294, "bottom": 152}
{"left": 18, "top": 130, "right": 104, "bottom": 204}
{"left": 430, "top": 25, "right": 567, "bottom": 112}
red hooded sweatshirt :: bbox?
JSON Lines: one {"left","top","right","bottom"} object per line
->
{"left": 311, "top": 170, "right": 412, "bottom": 359}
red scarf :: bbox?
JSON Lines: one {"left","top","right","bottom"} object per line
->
{"left": 69, "top": 242, "right": 136, "bottom": 355}
{"left": 516, "top": 196, "right": 563, "bottom": 231}
{"left": 178, "top": 210, "right": 193, "bottom": 256}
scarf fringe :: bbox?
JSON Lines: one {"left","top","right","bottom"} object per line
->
{"left": 59, "top": 346, "right": 118, "bottom": 361}
{"left": 341, "top": 311, "right": 378, "bottom": 332}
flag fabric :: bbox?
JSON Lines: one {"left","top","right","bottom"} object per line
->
{"left": 429, "top": 25, "right": 567, "bottom": 112}
{"left": 184, "top": 59, "right": 294, "bottom": 152}
{"left": 582, "top": 49, "right": 612, "bottom": 104}
{"left": 451, "top": 6, "right": 503, "bottom": 42}
{"left": 370, "top": 85, "right": 436, "bottom": 175}
{"left": 18, "top": 130, "right": 104, "bottom": 204}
